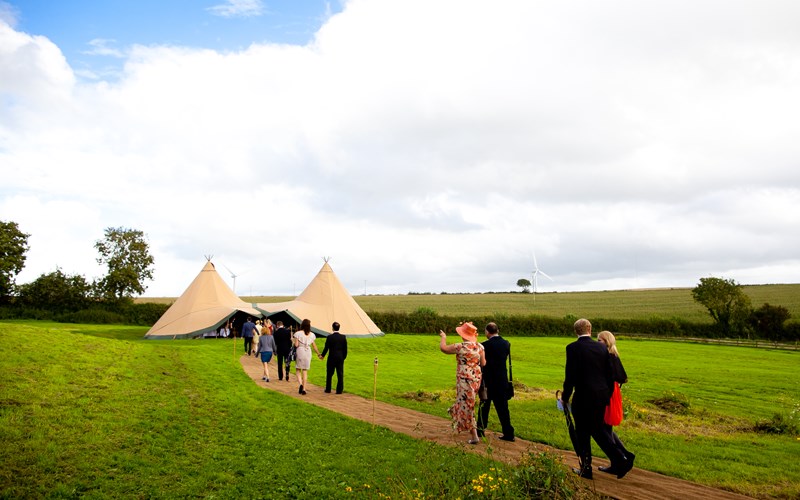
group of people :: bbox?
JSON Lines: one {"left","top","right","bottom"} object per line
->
{"left": 242, "top": 316, "right": 348, "bottom": 395}
{"left": 439, "top": 318, "right": 634, "bottom": 481}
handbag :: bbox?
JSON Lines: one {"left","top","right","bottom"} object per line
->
{"left": 478, "top": 381, "right": 488, "bottom": 401}
{"left": 506, "top": 344, "right": 514, "bottom": 400}
{"left": 604, "top": 382, "right": 624, "bottom": 426}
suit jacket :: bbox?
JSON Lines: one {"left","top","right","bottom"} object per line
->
{"left": 481, "top": 335, "right": 510, "bottom": 392}
{"left": 273, "top": 327, "right": 293, "bottom": 354}
{"left": 562, "top": 336, "right": 614, "bottom": 408}
{"left": 321, "top": 332, "right": 348, "bottom": 362}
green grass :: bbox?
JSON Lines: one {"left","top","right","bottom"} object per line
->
{"left": 236, "top": 283, "right": 800, "bottom": 323}
{"left": 320, "top": 333, "right": 800, "bottom": 498}
{"left": 0, "top": 321, "right": 591, "bottom": 499}
{"left": 3, "top": 321, "right": 798, "bottom": 498}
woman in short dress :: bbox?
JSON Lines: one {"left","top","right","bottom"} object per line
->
{"left": 293, "top": 318, "right": 321, "bottom": 395}
{"left": 439, "top": 321, "right": 486, "bottom": 444}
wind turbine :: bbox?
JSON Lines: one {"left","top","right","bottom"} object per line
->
{"left": 531, "top": 253, "right": 553, "bottom": 295}
{"left": 221, "top": 263, "right": 239, "bottom": 293}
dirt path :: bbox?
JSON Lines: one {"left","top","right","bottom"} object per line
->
{"left": 241, "top": 356, "right": 751, "bottom": 500}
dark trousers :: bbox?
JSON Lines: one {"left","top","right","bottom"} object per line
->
{"left": 276, "top": 351, "right": 290, "bottom": 380}
{"left": 243, "top": 337, "right": 253, "bottom": 356}
{"left": 573, "top": 402, "right": 626, "bottom": 467}
{"left": 325, "top": 359, "right": 344, "bottom": 393}
{"left": 477, "top": 393, "right": 514, "bottom": 438}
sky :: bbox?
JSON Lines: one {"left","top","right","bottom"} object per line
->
{"left": 1, "top": 0, "right": 799, "bottom": 298}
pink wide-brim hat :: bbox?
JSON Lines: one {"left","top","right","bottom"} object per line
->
{"left": 455, "top": 322, "right": 478, "bottom": 342}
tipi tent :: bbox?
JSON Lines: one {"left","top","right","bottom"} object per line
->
{"left": 145, "top": 260, "right": 262, "bottom": 339}
{"left": 256, "top": 261, "right": 383, "bottom": 337}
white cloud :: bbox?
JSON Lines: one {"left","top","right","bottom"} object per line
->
{"left": 206, "top": 0, "right": 265, "bottom": 19}
{"left": 2, "top": 0, "right": 800, "bottom": 297}
{"left": 83, "top": 38, "right": 125, "bottom": 58}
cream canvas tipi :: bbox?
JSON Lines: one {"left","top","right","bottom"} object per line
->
{"left": 257, "top": 260, "right": 383, "bottom": 337}
{"left": 145, "top": 260, "right": 261, "bottom": 339}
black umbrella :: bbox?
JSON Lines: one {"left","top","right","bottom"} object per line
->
{"left": 556, "top": 390, "right": 585, "bottom": 471}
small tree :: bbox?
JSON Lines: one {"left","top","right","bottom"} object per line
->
{"left": 691, "top": 277, "right": 752, "bottom": 337}
{"left": 0, "top": 220, "right": 30, "bottom": 299}
{"left": 95, "top": 227, "right": 155, "bottom": 300}
{"left": 750, "top": 303, "right": 790, "bottom": 342}
{"left": 517, "top": 278, "right": 532, "bottom": 293}
{"left": 17, "top": 268, "right": 93, "bottom": 313}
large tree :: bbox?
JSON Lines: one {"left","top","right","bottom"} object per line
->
{"left": 95, "top": 227, "right": 155, "bottom": 300}
{"left": 691, "top": 277, "right": 752, "bottom": 337}
{"left": 516, "top": 278, "right": 531, "bottom": 293}
{"left": 0, "top": 220, "right": 30, "bottom": 298}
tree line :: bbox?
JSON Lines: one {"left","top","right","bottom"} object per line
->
{"left": 1, "top": 219, "right": 795, "bottom": 340}
{"left": 0, "top": 220, "right": 167, "bottom": 325}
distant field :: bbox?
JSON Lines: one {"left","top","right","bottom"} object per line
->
{"left": 139, "top": 284, "right": 800, "bottom": 322}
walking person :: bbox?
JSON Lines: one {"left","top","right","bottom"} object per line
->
{"left": 293, "top": 319, "right": 321, "bottom": 395}
{"left": 273, "top": 321, "right": 293, "bottom": 381}
{"left": 477, "top": 322, "right": 515, "bottom": 441}
{"left": 597, "top": 330, "right": 635, "bottom": 474}
{"left": 319, "top": 321, "right": 348, "bottom": 394}
{"left": 256, "top": 326, "right": 277, "bottom": 382}
{"left": 252, "top": 320, "right": 262, "bottom": 356}
{"left": 241, "top": 317, "right": 257, "bottom": 356}
{"left": 560, "top": 318, "right": 632, "bottom": 480}
{"left": 439, "top": 322, "right": 486, "bottom": 445}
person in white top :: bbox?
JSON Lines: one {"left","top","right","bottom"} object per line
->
{"left": 293, "top": 318, "right": 321, "bottom": 395}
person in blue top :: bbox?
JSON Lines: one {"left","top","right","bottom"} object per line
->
{"left": 241, "top": 317, "right": 257, "bottom": 356}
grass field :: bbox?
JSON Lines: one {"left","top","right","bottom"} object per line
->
{"left": 2, "top": 321, "right": 798, "bottom": 498}
{"left": 1, "top": 321, "right": 599, "bottom": 499}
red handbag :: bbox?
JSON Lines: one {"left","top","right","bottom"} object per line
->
{"left": 604, "top": 382, "right": 624, "bottom": 426}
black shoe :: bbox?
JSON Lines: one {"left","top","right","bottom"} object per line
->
{"left": 598, "top": 465, "right": 617, "bottom": 474}
{"left": 616, "top": 458, "right": 634, "bottom": 479}
{"left": 324, "top": 390, "right": 331, "bottom": 393}
{"left": 498, "top": 435, "right": 515, "bottom": 442}
{"left": 298, "top": 385, "right": 303, "bottom": 394}
{"left": 335, "top": 391, "right": 342, "bottom": 394}
{"left": 301, "top": 390, "right": 307, "bottom": 395}
{"left": 572, "top": 467, "right": 592, "bottom": 480}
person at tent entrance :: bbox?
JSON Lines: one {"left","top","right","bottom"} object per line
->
{"left": 241, "top": 317, "right": 257, "bottom": 355}
{"left": 319, "top": 321, "right": 347, "bottom": 394}
{"left": 273, "top": 321, "right": 293, "bottom": 381}
{"left": 560, "top": 318, "right": 632, "bottom": 480}
{"left": 293, "top": 319, "right": 321, "bottom": 395}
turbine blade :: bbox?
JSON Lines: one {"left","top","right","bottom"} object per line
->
{"left": 539, "top": 271, "right": 554, "bottom": 281}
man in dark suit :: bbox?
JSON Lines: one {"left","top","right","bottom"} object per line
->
{"left": 241, "top": 317, "right": 256, "bottom": 357}
{"left": 273, "top": 321, "right": 293, "bottom": 381}
{"left": 477, "top": 322, "right": 515, "bottom": 441}
{"left": 319, "top": 321, "right": 348, "bottom": 394}
{"left": 560, "top": 318, "right": 632, "bottom": 480}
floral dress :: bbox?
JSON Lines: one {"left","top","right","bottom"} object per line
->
{"left": 447, "top": 341, "right": 484, "bottom": 432}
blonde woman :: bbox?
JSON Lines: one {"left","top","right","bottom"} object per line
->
{"left": 251, "top": 320, "right": 262, "bottom": 356}
{"left": 597, "top": 330, "right": 635, "bottom": 474}
{"left": 293, "top": 319, "right": 321, "bottom": 395}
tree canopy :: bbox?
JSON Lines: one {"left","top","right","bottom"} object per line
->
{"left": 516, "top": 278, "right": 531, "bottom": 293}
{"left": 94, "top": 227, "right": 155, "bottom": 300}
{"left": 0, "top": 220, "right": 30, "bottom": 298}
{"left": 691, "top": 277, "right": 752, "bottom": 337}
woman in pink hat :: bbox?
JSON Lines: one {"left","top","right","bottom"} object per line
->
{"left": 439, "top": 321, "right": 486, "bottom": 444}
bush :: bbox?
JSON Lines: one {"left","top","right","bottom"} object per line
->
{"left": 510, "top": 451, "right": 590, "bottom": 499}
{"left": 753, "top": 412, "right": 799, "bottom": 435}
